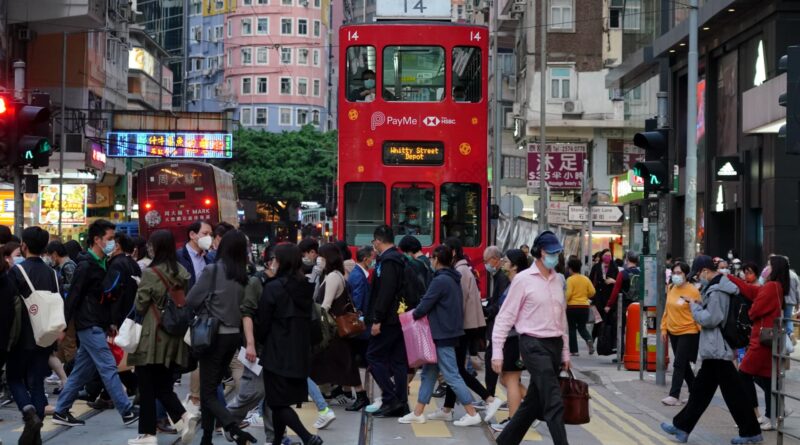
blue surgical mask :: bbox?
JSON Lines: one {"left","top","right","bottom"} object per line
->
{"left": 485, "top": 263, "right": 497, "bottom": 274}
{"left": 364, "top": 79, "right": 375, "bottom": 89}
{"left": 369, "top": 260, "right": 376, "bottom": 269}
{"left": 758, "top": 276, "right": 766, "bottom": 286}
{"left": 543, "top": 253, "right": 559, "bottom": 270}
{"left": 102, "top": 239, "right": 116, "bottom": 256}
{"left": 671, "top": 274, "right": 684, "bottom": 286}
{"left": 13, "top": 256, "right": 24, "bottom": 265}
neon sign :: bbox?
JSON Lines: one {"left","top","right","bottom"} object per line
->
{"left": 106, "top": 132, "right": 233, "bottom": 159}
{"left": 382, "top": 141, "right": 444, "bottom": 166}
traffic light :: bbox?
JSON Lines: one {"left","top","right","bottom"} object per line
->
{"left": 632, "top": 127, "right": 670, "bottom": 194}
{"left": 779, "top": 45, "right": 800, "bottom": 155}
{"left": 0, "top": 94, "right": 14, "bottom": 164}
{"left": 16, "top": 104, "right": 52, "bottom": 168}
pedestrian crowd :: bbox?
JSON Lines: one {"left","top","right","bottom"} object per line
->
{"left": 0, "top": 219, "right": 796, "bottom": 445}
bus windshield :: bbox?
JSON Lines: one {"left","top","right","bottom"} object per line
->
{"left": 391, "top": 183, "right": 434, "bottom": 246}
{"left": 440, "top": 183, "right": 481, "bottom": 247}
{"left": 383, "top": 46, "right": 446, "bottom": 102}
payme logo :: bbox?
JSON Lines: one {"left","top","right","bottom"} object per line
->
{"left": 370, "top": 112, "right": 455, "bottom": 130}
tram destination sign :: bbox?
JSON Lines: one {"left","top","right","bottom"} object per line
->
{"left": 376, "top": 0, "right": 452, "bottom": 19}
{"left": 382, "top": 141, "right": 444, "bottom": 166}
{"left": 106, "top": 131, "right": 233, "bottom": 159}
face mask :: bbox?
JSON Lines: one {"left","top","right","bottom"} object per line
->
{"left": 302, "top": 257, "right": 314, "bottom": 267}
{"left": 485, "top": 263, "right": 497, "bottom": 274}
{"left": 364, "top": 79, "right": 375, "bottom": 89}
{"left": 368, "top": 260, "right": 376, "bottom": 269}
{"left": 671, "top": 274, "right": 684, "bottom": 286}
{"left": 102, "top": 239, "right": 116, "bottom": 256}
{"left": 43, "top": 256, "right": 55, "bottom": 267}
{"left": 197, "top": 235, "right": 213, "bottom": 251}
{"left": 316, "top": 257, "right": 325, "bottom": 268}
{"left": 13, "top": 256, "right": 24, "bottom": 265}
{"left": 719, "top": 268, "right": 730, "bottom": 275}
{"left": 698, "top": 272, "right": 710, "bottom": 288}
{"left": 758, "top": 276, "right": 766, "bottom": 286}
{"left": 543, "top": 253, "right": 559, "bottom": 270}
{"left": 728, "top": 253, "right": 734, "bottom": 260}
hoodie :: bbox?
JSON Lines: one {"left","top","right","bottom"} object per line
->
{"left": 413, "top": 268, "right": 465, "bottom": 345}
{"left": 66, "top": 251, "right": 116, "bottom": 331}
{"left": 689, "top": 274, "right": 738, "bottom": 361}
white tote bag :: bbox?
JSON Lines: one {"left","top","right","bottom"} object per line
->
{"left": 114, "top": 317, "right": 142, "bottom": 353}
{"left": 16, "top": 265, "right": 67, "bottom": 348}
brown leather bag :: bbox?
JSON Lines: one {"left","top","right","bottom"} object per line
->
{"left": 559, "top": 370, "right": 591, "bottom": 425}
{"left": 330, "top": 281, "right": 366, "bottom": 338}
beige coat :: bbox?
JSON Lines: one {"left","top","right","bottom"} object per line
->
{"left": 455, "top": 259, "right": 486, "bottom": 330}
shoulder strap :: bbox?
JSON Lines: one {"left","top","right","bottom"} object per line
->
{"left": 151, "top": 266, "right": 172, "bottom": 290}
{"left": 53, "top": 269, "right": 60, "bottom": 295}
{"left": 15, "top": 264, "right": 36, "bottom": 294}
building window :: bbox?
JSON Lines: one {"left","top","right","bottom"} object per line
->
{"left": 215, "top": 0, "right": 224, "bottom": 8}
{"left": 313, "top": 79, "right": 321, "bottom": 96}
{"left": 255, "top": 108, "right": 268, "bottom": 125}
{"left": 257, "top": 77, "right": 268, "bottom": 94}
{"left": 243, "top": 0, "right": 252, "bottom": 5}
{"left": 312, "top": 110, "right": 320, "bottom": 125}
{"left": 191, "top": 0, "right": 201, "bottom": 15}
{"left": 297, "top": 48, "right": 309, "bottom": 65}
{"left": 256, "top": 46, "right": 269, "bottom": 64}
{"left": 623, "top": 0, "right": 641, "bottom": 30}
{"left": 257, "top": 0, "right": 268, "bottom": 4}
{"left": 282, "top": 0, "right": 292, "bottom": 5}
{"left": 241, "top": 77, "right": 252, "bottom": 94}
{"left": 280, "top": 77, "right": 292, "bottom": 95}
{"left": 314, "top": 0, "right": 321, "bottom": 7}
{"left": 192, "top": 58, "right": 203, "bottom": 72}
{"left": 549, "top": 67, "right": 571, "bottom": 99}
{"left": 298, "top": 78, "right": 308, "bottom": 95}
{"left": 240, "top": 107, "right": 252, "bottom": 125}
{"left": 297, "top": 109, "right": 309, "bottom": 125}
{"left": 279, "top": 107, "right": 292, "bottom": 125}
{"left": 187, "top": 83, "right": 200, "bottom": 101}
{"left": 313, "top": 20, "right": 321, "bottom": 37}
{"left": 313, "top": 49, "right": 320, "bottom": 66}
{"left": 241, "top": 47, "right": 253, "bottom": 65}
{"left": 191, "top": 26, "right": 201, "bottom": 43}
{"left": 281, "top": 18, "right": 292, "bottom": 35}
{"left": 280, "top": 47, "right": 292, "bottom": 64}
{"left": 550, "top": 0, "right": 574, "bottom": 31}
{"left": 241, "top": 18, "right": 253, "bottom": 35}
{"left": 227, "top": 20, "right": 232, "bottom": 37}
{"left": 215, "top": 25, "right": 224, "bottom": 41}
{"left": 257, "top": 17, "right": 269, "bottom": 34}
{"left": 297, "top": 19, "right": 308, "bottom": 35}
{"left": 227, "top": 50, "right": 232, "bottom": 67}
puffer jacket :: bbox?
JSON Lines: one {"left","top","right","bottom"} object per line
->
{"left": 689, "top": 274, "right": 738, "bottom": 361}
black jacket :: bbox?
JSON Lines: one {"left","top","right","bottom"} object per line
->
{"left": 66, "top": 251, "right": 116, "bottom": 331}
{"left": 0, "top": 271, "right": 15, "bottom": 352}
{"left": 483, "top": 269, "right": 510, "bottom": 335}
{"left": 367, "top": 246, "right": 405, "bottom": 326}
{"left": 177, "top": 245, "right": 210, "bottom": 290}
{"left": 9, "top": 257, "right": 60, "bottom": 351}
{"left": 257, "top": 275, "right": 315, "bottom": 379}
{"left": 107, "top": 254, "right": 142, "bottom": 326}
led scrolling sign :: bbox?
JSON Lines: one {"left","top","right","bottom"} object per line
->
{"left": 382, "top": 141, "right": 445, "bottom": 166}
{"left": 106, "top": 131, "right": 233, "bottom": 159}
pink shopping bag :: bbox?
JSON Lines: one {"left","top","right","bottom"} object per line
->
{"left": 399, "top": 311, "right": 438, "bottom": 368}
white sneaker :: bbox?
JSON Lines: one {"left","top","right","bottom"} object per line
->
{"left": 128, "top": 435, "right": 157, "bottom": 445}
{"left": 244, "top": 411, "right": 264, "bottom": 429}
{"left": 45, "top": 373, "right": 61, "bottom": 384}
{"left": 661, "top": 396, "right": 683, "bottom": 406}
{"left": 398, "top": 412, "right": 426, "bottom": 424}
{"left": 490, "top": 419, "right": 510, "bottom": 432}
{"left": 454, "top": 413, "right": 482, "bottom": 427}
{"left": 426, "top": 409, "right": 454, "bottom": 421}
{"left": 759, "top": 417, "right": 774, "bottom": 431}
{"left": 180, "top": 412, "right": 199, "bottom": 445}
{"left": 483, "top": 398, "right": 505, "bottom": 423}
{"left": 313, "top": 408, "right": 336, "bottom": 429}
{"left": 365, "top": 400, "right": 382, "bottom": 413}
{"left": 183, "top": 394, "right": 200, "bottom": 417}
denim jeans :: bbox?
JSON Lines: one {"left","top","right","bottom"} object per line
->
{"left": 6, "top": 347, "right": 50, "bottom": 420}
{"left": 55, "top": 326, "right": 133, "bottom": 416}
{"left": 417, "top": 345, "right": 473, "bottom": 406}
{"left": 307, "top": 378, "right": 328, "bottom": 411}
{"left": 785, "top": 305, "right": 795, "bottom": 336}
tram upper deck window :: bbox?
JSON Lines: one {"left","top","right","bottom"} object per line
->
{"left": 383, "top": 46, "right": 446, "bottom": 102}
{"left": 345, "top": 182, "right": 385, "bottom": 246}
{"left": 346, "top": 46, "right": 377, "bottom": 102}
{"left": 440, "top": 183, "right": 481, "bottom": 247}
{"left": 391, "top": 183, "right": 434, "bottom": 246}
{"left": 452, "top": 47, "right": 482, "bottom": 102}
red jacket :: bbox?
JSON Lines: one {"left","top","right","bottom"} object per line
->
{"left": 728, "top": 275, "right": 783, "bottom": 378}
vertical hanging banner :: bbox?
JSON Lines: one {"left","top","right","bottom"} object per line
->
{"left": 527, "top": 142, "right": 587, "bottom": 189}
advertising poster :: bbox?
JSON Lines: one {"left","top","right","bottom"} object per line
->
{"left": 39, "top": 185, "right": 88, "bottom": 225}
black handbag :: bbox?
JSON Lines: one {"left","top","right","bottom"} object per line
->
{"left": 190, "top": 265, "right": 220, "bottom": 356}
{"left": 151, "top": 267, "right": 192, "bottom": 337}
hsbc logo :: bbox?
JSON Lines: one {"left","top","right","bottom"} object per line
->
{"left": 423, "top": 116, "right": 441, "bottom": 127}
{"left": 370, "top": 112, "right": 456, "bottom": 129}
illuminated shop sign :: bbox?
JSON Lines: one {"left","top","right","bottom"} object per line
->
{"left": 382, "top": 141, "right": 444, "bottom": 166}
{"left": 106, "top": 132, "right": 233, "bottom": 159}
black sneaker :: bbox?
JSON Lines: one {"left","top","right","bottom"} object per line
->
{"left": 52, "top": 411, "right": 86, "bottom": 427}
{"left": 122, "top": 406, "right": 140, "bottom": 426}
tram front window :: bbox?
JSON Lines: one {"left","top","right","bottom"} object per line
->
{"left": 391, "top": 183, "right": 434, "bottom": 246}
{"left": 440, "top": 183, "right": 481, "bottom": 247}
{"left": 383, "top": 46, "right": 446, "bottom": 102}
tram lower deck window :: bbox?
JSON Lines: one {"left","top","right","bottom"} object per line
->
{"left": 440, "top": 183, "right": 481, "bottom": 247}
{"left": 344, "top": 182, "right": 385, "bottom": 246}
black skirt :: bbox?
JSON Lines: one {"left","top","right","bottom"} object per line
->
{"left": 264, "top": 371, "right": 308, "bottom": 406}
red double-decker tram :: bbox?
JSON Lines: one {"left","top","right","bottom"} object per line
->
{"left": 336, "top": 22, "right": 488, "bottom": 294}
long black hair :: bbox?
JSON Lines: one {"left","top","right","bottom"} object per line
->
{"left": 148, "top": 230, "right": 179, "bottom": 275}
{"left": 274, "top": 243, "right": 304, "bottom": 280}
{"left": 504, "top": 249, "right": 529, "bottom": 275}
{"left": 319, "top": 243, "right": 345, "bottom": 275}
{"left": 768, "top": 255, "right": 791, "bottom": 298}
{"left": 444, "top": 236, "right": 465, "bottom": 262}
{"left": 217, "top": 230, "right": 249, "bottom": 286}
{"left": 431, "top": 244, "right": 454, "bottom": 268}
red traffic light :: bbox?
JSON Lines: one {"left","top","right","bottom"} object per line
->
{"left": 0, "top": 97, "right": 7, "bottom": 114}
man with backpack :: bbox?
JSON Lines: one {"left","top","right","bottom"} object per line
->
{"left": 660, "top": 255, "right": 762, "bottom": 444}
{"left": 398, "top": 235, "right": 433, "bottom": 308}
{"left": 604, "top": 251, "right": 640, "bottom": 358}
{"left": 52, "top": 219, "right": 139, "bottom": 427}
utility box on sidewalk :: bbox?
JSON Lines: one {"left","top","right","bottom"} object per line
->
{"left": 623, "top": 303, "right": 668, "bottom": 371}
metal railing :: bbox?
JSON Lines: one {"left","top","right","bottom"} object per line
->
{"left": 772, "top": 315, "right": 799, "bottom": 444}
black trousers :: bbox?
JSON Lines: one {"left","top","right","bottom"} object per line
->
{"left": 136, "top": 364, "right": 186, "bottom": 435}
{"left": 366, "top": 323, "right": 408, "bottom": 404}
{"left": 444, "top": 332, "right": 492, "bottom": 409}
{"left": 497, "top": 336, "right": 568, "bottom": 445}
{"left": 566, "top": 308, "right": 592, "bottom": 354}
{"left": 485, "top": 339, "right": 498, "bottom": 397}
{"left": 199, "top": 333, "right": 240, "bottom": 432}
{"left": 668, "top": 333, "right": 699, "bottom": 398}
{"left": 740, "top": 371, "right": 772, "bottom": 419}
{"left": 673, "top": 359, "right": 761, "bottom": 437}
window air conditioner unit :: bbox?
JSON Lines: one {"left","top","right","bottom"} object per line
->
{"left": 512, "top": 4, "right": 525, "bottom": 13}
{"left": 18, "top": 29, "right": 34, "bottom": 41}
{"left": 562, "top": 100, "right": 583, "bottom": 114}
{"left": 514, "top": 0, "right": 526, "bottom": 5}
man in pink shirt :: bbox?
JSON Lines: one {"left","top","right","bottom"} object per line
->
{"left": 491, "top": 231, "right": 570, "bottom": 445}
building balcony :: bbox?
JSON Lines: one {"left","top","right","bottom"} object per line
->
{"left": 10, "top": 0, "right": 106, "bottom": 31}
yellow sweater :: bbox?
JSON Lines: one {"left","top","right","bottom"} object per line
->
{"left": 661, "top": 283, "right": 701, "bottom": 335}
{"left": 566, "top": 274, "right": 596, "bottom": 307}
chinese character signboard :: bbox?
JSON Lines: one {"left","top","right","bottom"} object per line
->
{"left": 527, "top": 143, "right": 586, "bottom": 189}
{"left": 39, "top": 185, "right": 88, "bottom": 225}
{"left": 106, "top": 132, "right": 233, "bottom": 159}
{"left": 145, "top": 207, "right": 213, "bottom": 227}
{"left": 0, "top": 190, "right": 13, "bottom": 226}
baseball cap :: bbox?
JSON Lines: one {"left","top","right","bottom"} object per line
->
{"left": 533, "top": 231, "right": 563, "bottom": 254}
{"left": 688, "top": 255, "right": 716, "bottom": 280}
